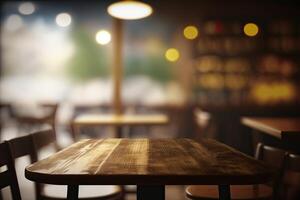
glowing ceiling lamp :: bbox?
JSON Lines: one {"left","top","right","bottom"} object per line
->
{"left": 18, "top": 2, "right": 35, "bottom": 15}
{"left": 107, "top": 0, "right": 152, "bottom": 20}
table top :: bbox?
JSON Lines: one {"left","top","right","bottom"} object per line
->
{"left": 241, "top": 117, "right": 300, "bottom": 140}
{"left": 73, "top": 113, "right": 169, "bottom": 126}
{"left": 25, "top": 138, "right": 273, "bottom": 185}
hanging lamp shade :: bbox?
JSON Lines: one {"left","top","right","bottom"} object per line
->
{"left": 107, "top": 1, "right": 152, "bottom": 20}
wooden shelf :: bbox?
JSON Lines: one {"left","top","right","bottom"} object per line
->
{"left": 192, "top": 18, "right": 300, "bottom": 106}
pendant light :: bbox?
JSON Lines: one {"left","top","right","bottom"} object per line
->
{"left": 107, "top": 0, "right": 152, "bottom": 20}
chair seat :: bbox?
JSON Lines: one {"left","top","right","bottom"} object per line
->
{"left": 186, "top": 185, "right": 273, "bottom": 200}
{"left": 42, "top": 184, "right": 122, "bottom": 199}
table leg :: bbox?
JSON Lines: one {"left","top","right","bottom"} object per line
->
{"left": 67, "top": 185, "right": 79, "bottom": 200}
{"left": 137, "top": 185, "right": 165, "bottom": 200}
{"left": 115, "top": 126, "right": 122, "bottom": 138}
{"left": 218, "top": 184, "right": 231, "bottom": 200}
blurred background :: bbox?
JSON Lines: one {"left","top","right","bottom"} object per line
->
{"left": 1, "top": 0, "right": 299, "bottom": 147}
{"left": 0, "top": 0, "right": 300, "bottom": 199}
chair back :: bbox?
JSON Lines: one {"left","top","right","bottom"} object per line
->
{"left": 31, "top": 129, "right": 57, "bottom": 152}
{"left": 255, "top": 143, "right": 287, "bottom": 169}
{"left": 255, "top": 143, "right": 288, "bottom": 199}
{"left": 0, "top": 141, "right": 22, "bottom": 200}
{"left": 8, "top": 129, "right": 56, "bottom": 200}
{"left": 8, "top": 134, "right": 40, "bottom": 200}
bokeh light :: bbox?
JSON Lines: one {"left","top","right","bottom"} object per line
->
{"left": 251, "top": 82, "right": 296, "bottom": 104}
{"left": 5, "top": 14, "right": 23, "bottom": 31}
{"left": 95, "top": 30, "right": 111, "bottom": 45}
{"left": 55, "top": 13, "right": 72, "bottom": 27}
{"left": 244, "top": 23, "right": 259, "bottom": 37}
{"left": 183, "top": 25, "right": 198, "bottom": 40}
{"left": 18, "top": 2, "right": 35, "bottom": 15}
{"left": 165, "top": 48, "right": 180, "bottom": 62}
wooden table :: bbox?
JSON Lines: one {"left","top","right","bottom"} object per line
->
{"left": 71, "top": 113, "right": 169, "bottom": 139}
{"left": 25, "top": 138, "right": 273, "bottom": 200}
{"left": 241, "top": 117, "right": 300, "bottom": 142}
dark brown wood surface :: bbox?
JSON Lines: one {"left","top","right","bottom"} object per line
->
{"left": 26, "top": 139, "right": 273, "bottom": 185}
{"left": 241, "top": 117, "right": 300, "bottom": 140}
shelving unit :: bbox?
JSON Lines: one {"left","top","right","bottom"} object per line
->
{"left": 192, "top": 18, "right": 300, "bottom": 106}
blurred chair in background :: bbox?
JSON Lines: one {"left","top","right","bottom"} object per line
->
{"left": 10, "top": 103, "right": 58, "bottom": 134}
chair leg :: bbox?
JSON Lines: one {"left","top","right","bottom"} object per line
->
{"left": 218, "top": 185, "right": 231, "bottom": 200}
{"left": 67, "top": 185, "right": 79, "bottom": 200}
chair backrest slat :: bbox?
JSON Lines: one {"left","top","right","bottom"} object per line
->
{"left": 0, "top": 171, "right": 11, "bottom": 189}
{"left": 0, "top": 141, "right": 22, "bottom": 200}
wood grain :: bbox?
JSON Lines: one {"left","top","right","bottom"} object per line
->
{"left": 26, "top": 139, "right": 273, "bottom": 185}
{"left": 241, "top": 117, "right": 300, "bottom": 140}
{"left": 73, "top": 114, "right": 169, "bottom": 126}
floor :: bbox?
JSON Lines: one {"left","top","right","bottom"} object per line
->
{"left": 1, "top": 123, "right": 187, "bottom": 200}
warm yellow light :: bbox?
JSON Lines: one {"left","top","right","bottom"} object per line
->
{"left": 18, "top": 2, "right": 35, "bottom": 15}
{"left": 56, "top": 13, "right": 72, "bottom": 27}
{"left": 96, "top": 30, "right": 111, "bottom": 45}
{"left": 107, "top": 1, "right": 152, "bottom": 20}
{"left": 165, "top": 48, "right": 180, "bottom": 62}
{"left": 183, "top": 25, "right": 198, "bottom": 40}
{"left": 244, "top": 23, "right": 259, "bottom": 37}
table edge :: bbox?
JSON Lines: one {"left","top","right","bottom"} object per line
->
{"left": 241, "top": 117, "right": 282, "bottom": 138}
{"left": 25, "top": 168, "right": 274, "bottom": 186}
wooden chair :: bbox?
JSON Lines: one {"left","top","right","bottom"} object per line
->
{"left": 11, "top": 103, "right": 57, "bottom": 133}
{"left": 185, "top": 143, "right": 287, "bottom": 200}
{"left": 0, "top": 141, "right": 22, "bottom": 200}
{"left": 9, "top": 103, "right": 59, "bottom": 149}
{"left": 8, "top": 129, "right": 123, "bottom": 200}
{"left": 282, "top": 153, "right": 300, "bottom": 200}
